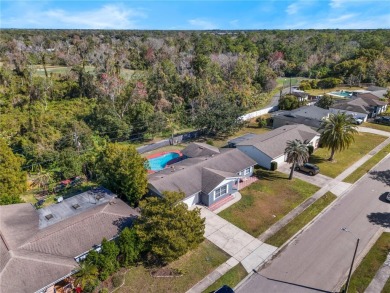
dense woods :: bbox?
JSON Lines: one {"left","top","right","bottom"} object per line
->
{"left": 1, "top": 29, "right": 390, "bottom": 203}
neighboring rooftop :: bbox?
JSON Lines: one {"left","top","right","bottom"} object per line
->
{"left": 236, "top": 124, "right": 319, "bottom": 159}
{"left": 181, "top": 142, "right": 220, "bottom": 158}
{"left": 0, "top": 189, "right": 138, "bottom": 293}
{"left": 273, "top": 106, "right": 330, "bottom": 121}
{"left": 331, "top": 96, "right": 387, "bottom": 114}
{"left": 228, "top": 133, "right": 257, "bottom": 147}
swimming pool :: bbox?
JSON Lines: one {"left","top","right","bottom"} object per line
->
{"left": 328, "top": 90, "right": 353, "bottom": 98}
{"left": 147, "top": 152, "right": 180, "bottom": 171}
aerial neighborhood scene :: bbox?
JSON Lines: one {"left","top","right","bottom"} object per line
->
{"left": 1, "top": 1, "right": 390, "bottom": 292}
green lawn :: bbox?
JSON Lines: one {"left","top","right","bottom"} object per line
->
{"left": 202, "top": 264, "right": 247, "bottom": 293}
{"left": 118, "top": 240, "right": 229, "bottom": 293}
{"left": 346, "top": 233, "right": 390, "bottom": 293}
{"left": 219, "top": 169, "right": 319, "bottom": 237}
{"left": 309, "top": 133, "right": 387, "bottom": 178}
{"left": 344, "top": 143, "right": 390, "bottom": 183}
{"left": 362, "top": 122, "right": 390, "bottom": 133}
{"left": 265, "top": 192, "right": 337, "bottom": 247}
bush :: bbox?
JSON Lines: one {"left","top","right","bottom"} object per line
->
{"left": 112, "top": 274, "right": 124, "bottom": 288}
{"left": 317, "top": 77, "right": 342, "bottom": 89}
{"left": 257, "top": 118, "right": 267, "bottom": 128}
{"left": 307, "top": 145, "right": 314, "bottom": 155}
{"left": 270, "top": 161, "right": 278, "bottom": 171}
{"left": 206, "top": 139, "right": 214, "bottom": 146}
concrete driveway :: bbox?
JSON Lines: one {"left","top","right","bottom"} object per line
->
{"left": 278, "top": 163, "right": 332, "bottom": 188}
{"left": 200, "top": 207, "right": 277, "bottom": 273}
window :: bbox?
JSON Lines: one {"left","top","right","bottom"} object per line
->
{"left": 214, "top": 185, "right": 228, "bottom": 199}
{"left": 244, "top": 167, "right": 251, "bottom": 175}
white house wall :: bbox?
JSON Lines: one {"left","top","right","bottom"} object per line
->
{"left": 183, "top": 193, "right": 199, "bottom": 207}
{"left": 329, "top": 108, "right": 368, "bottom": 121}
{"left": 237, "top": 145, "right": 273, "bottom": 169}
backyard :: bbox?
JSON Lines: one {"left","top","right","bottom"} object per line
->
{"left": 309, "top": 132, "right": 387, "bottom": 178}
{"left": 117, "top": 240, "right": 229, "bottom": 293}
{"left": 219, "top": 169, "right": 319, "bottom": 237}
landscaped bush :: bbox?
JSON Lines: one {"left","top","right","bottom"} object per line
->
{"left": 307, "top": 145, "right": 314, "bottom": 155}
{"left": 270, "top": 161, "right": 278, "bottom": 171}
{"left": 112, "top": 274, "right": 124, "bottom": 288}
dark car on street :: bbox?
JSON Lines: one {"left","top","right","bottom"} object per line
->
{"left": 374, "top": 116, "right": 390, "bottom": 125}
{"left": 295, "top": 163, "right": 320, "bottom": 176}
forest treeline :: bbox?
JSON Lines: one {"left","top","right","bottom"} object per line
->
{"left": 1, "top": 29, "right": 390, "bottom": 200}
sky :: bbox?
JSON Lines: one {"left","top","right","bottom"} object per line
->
{"left": 1, "top": 0, "right": 390, "bottom": 30}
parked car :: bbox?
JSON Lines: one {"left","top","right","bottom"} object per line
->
{"left": 295, "top": 163, "right": 320, "bottom": 176}
{"left": 374, "top": 116, "right": 390, "bottom": 125}
{"left": 353, "top": 118, "right": 363, "bottom": 125}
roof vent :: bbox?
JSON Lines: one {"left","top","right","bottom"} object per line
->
{"left": 45, "top": 214, "right": 53, "bottom": 220}
{"left": 72, "top": 204, "right": 80, "bottom": 209}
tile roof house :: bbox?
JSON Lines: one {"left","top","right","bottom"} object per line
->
{"left": 235, "top": 124, "right": 320, "bottom": 170}
{"left": 148, "top": 143, "right": 256, "bottom": 209}
{"left": 329, "top": 95, "right": 387, "bottom": 121}
{"left": 0, "top": 188, "right": 138, "bottom": 293}
{"left": 271, "top": 106, "right": 330, "bottom": 129}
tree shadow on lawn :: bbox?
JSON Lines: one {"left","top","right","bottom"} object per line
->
{"left": 369, "top": 170, "right": 390, "bottom": 186}
{"left": 367, "top": 212, "right": 390, "bottom": 228}
{"left": 254, "top": 169, "right": 287, "bottom": 181}
{"left": 308, "top": 154, "right": 327, "bottom": 165}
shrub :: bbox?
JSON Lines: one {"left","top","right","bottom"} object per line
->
{"left": 317, "top": 77, "right": 342, "bottom": 89}
{"left": 257, "top": 118, "right": 267, "bottom": 128}
{"left": 307, "top": 145, "right": 314, "bottom": 155}
{"left": 206, "top": 139, "right": 214, "bottom": 146}
{"left": 270, "top": 161, "right": 278, "bottom": 171}
{"left": 112, "top": 274, "right": 124, "bottom": 288}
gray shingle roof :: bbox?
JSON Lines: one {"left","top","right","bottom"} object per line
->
{"left": 0, "top": 192, "right": 138, "bottom": 293}
{"left": 148, "top": 146, "right": 256, "bottom": 198}
{"left": 202, "top": 168, "right": 237, "bottom": 194}
{"left": 181, "top": 142, "right": 220, "bottom": 158}
{"left": 331, "top": 96, "right": 386, "bottom": 114}
{"left": 237, "top": 124, "right": 319, "bottom": 159}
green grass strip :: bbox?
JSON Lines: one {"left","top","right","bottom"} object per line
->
{"left": 265, "top": 192, "right": 337, "bottom": 247}
{"left": 202, "top": 264, "right": 248, "bottom": 293}
{"left": 343, "top": 144, "right": 390, "bottom": 183}
{"left": 347, "top": 233, "right": 390, "bottom": 293}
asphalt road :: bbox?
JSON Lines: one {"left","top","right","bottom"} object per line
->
{"left": 267, "top": 87, "right": 292, "bottom": 108}
{"left": 237, "top": 156, "right": 390, "bottom": 293}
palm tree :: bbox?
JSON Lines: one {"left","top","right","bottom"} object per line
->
{"left": 318, "top": 112, "right": 358, "bottom": 161}
{"left": 74, "top": 261, "right": 99, "bottom": 290}
{"left": 285, "top": 139, "right": 310, "bottom": 180}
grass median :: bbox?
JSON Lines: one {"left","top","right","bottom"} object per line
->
{"left": 202, "top": 264, "right": 247, "bottom": 293}
{"left": 362, "top": 122, "right": 390, "bottom": 132}
{"left": 346, "top": 233, "right": 390, "bottom": 293}
{"left": 309, "top": 133, "right": 387, "bottom": 178}
{"left": 219, "top": 169, "right": 319, "bottom": 237}
{"left": 265, "top": 192, "right": 337, "bottom": 247}
{"left": 343, "top": 143, "right": 390, "bottom": 183}
{"left": 118, "top": 240, "right": 229, "bottom": 293}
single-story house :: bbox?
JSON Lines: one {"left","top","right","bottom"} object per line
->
{"left": 271, "top": 106, "right": 330, "bottom": 129}
{"left": 235, "top": 124, "right": 320, "bottom": 170}
{"left": 329, "top": 95, "right": 387, "bottom": 121}
{"left": 0, "top": 188, "right": 138, "bottom": 293}
{"left": 148, "top": 143, "right": 256, "bottom": 209}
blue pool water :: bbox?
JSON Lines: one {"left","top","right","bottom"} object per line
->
{"left": 328, "top": 90, "right": 353, "bottom": 98}
{"left": 147, "top": 152, "right": 180, "bottom": 171}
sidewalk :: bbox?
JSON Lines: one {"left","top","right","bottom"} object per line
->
{"left": 365, "top": 253, "right": 390, "bottom": 293}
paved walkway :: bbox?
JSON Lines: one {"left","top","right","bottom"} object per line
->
{"left": 187, "top": 207, "right": 277, "bottom": 293}
{"left": 365, "top": 253, "right": 390, "bottom": 293}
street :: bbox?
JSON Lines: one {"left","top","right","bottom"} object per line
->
{"left": 237, "top": 156, "right": 390, "bottom": 293}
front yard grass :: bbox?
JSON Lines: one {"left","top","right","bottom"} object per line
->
{"left": 118, "top": 240, "right": 229, "bottom": 293}
{"left": 309, "top": 133, "right": 387, "bottom": 178}
{"left": 362, "top": 122, "right": 390, "bottom": 133}
{"left": 265, "top": 192, "right": 337, "bottom": 247}
{"left": 219, "top": 169, "right": 319, "bottom": 237}
{"left": 343, "top": 143, "right": 390, "bottom": 183}
{"left": 347, "top": 232, "right": 390, "bottom": 293}
{"left": 202, "top": 264, "right": 247, "bottom": 293}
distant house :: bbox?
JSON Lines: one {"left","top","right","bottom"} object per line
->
{"left": 272, "top": 106, "right": 330, "bottom": 129}
{"left": 329, "top": 95, "right": 387, "bottom": 121}
{"left": 291, "top": 90, "right": 309, "bottom": 103}
{"left": 235, "top": 124, "right": 320, "bottom": 170}
{"left": 148, "top": 143, "right": 256, "bottom": 209}
{"left": 0, "top": 189, "right": 138, "bottom": 293}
